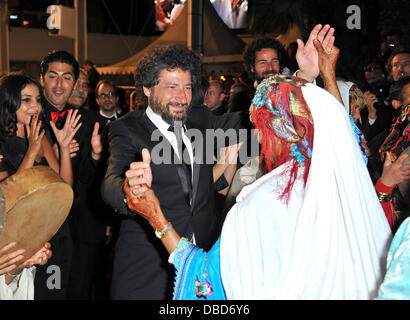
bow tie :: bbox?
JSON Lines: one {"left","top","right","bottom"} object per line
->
{"left": 50, "top": 110, "right": 69, "bottom": 124}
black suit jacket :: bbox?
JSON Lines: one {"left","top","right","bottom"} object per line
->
{"left": 102, "top": 105, "right": 242, "bottom": 299}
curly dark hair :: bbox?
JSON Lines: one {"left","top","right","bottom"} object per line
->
{"left": 40, "top": 50, "right": 80, "bottom": 82}
{"left": 134, "top": 44, "right": 201, "bottom": 105}
{"left": 242, "top": 38, "right": 288, "bottom": 80}
{"left": 0, "top": 72, "right": 45, "bottom": 140}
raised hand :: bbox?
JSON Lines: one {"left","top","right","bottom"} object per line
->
{"left": 313, "top": 38, "right": 339, "bottom": 80}
{"left": 123, "top": 148, "right": 153, "bottom": 197}
{"left": 25, "top": 115, "right": 45, "bottom": 161}
{"left": 49, "top": 109, "right": 82, "bottom": 150}
{"left": 380, "top": 152, "right": 410, "bottom": 187}
{"left": 296, "top": 24, "right": 335, "bottom": 82}
{"left": 90, "top": 122, "right": 102, "bottom": 160}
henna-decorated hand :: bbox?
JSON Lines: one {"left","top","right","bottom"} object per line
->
{"left": 124, "top": 184, "right": 168, "bottom": 231}
{"left": 123, "top": 148, "right": 167, "bottom": 230}
{"left": 296, "top": 24, "right": 335, "bottom": 82}
{"left": 313, "top": 38, "right": 339, "bottom": 81}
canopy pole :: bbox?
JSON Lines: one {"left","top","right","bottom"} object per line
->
{"left": 187, "top": 0, "right": 203, "bottom": 54}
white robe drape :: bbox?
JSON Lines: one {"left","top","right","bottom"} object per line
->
{"left": 220, "top": 83, "right": 392, "bottom": 300}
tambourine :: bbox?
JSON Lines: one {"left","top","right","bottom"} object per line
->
{"left": 0, "top": 166, "right": 73, "bottom": 260}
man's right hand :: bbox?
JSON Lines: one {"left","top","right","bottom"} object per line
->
{"left": 123, "top": 148, "right": 153, "bottom": 198}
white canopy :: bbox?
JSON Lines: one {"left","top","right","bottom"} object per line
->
{"left": 97, "top": 0, "right": 245, "bottom": 75}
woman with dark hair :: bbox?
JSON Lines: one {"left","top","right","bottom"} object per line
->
{"left": 0, "top": 72, "right": 80, "bottom": 299}
{"left": 0, "top": 72, "right": 81, "bottom": 184}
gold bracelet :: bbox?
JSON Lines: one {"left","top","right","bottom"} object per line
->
{"left": 376, "top": 190, "right": 392, "bottom": 202}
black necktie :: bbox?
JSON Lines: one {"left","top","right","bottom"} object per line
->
{"left": 168, "top": 122, "right": 192, "bottom": 206}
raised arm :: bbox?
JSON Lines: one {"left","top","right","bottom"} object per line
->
{"left": 313, "top": 39, "right": 343, "bottom": 105}
{"left": 49, "top": 109, "right": 82, "bottom": 186}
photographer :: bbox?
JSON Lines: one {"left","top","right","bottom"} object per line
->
{"left": 361, "top": 59, "right": 397, "bottom": 155}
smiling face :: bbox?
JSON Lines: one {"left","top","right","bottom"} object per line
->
{"left": 41, "top": 62, "right": 75, "bottom": 110}
{"left": 143, "top": 68, "right": 192, "bottom": 124}
{"left": 16, "top": 83, "right": 42, "bottom": 127}
{"left": 252, "top": 48, "right": 280, "bottom": 83}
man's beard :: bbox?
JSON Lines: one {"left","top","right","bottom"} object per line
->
{"left": 255, "top": 70, "right": 278, "bottom": 84}
{"left": 150, "top": 96, "right": 190, "bottom": 125}
{"left": 101, "top": 102, "right": 116, "bottom": 114}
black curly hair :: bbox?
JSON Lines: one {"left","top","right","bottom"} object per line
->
{"left": 242, "top": 38, "right": 288, "bottom": 81}
{"left": 134, "top": 44, "right": 201, "bottom": 105}
{"left": 40, "top": 50, "right": 80, "bottom": 82}
{"left": 0, "top": 72, "right": 45, "bottom": 140}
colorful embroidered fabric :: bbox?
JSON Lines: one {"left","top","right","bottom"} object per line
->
{"left": 250, "top": 74, "right": 314, "bottom": 202}
{"left": 173, "top": 238, "right": 226, "bottom": 300}
{"left": 349, "top": 84, "right": 365, "bottom": 124}
{"left": 379, "top": 103, "right": 410, "bottom": 160}
{"left": 349, "top": 115, "right": 369, "bottom": 164}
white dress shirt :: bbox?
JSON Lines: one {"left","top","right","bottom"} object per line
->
{"left": 145, "top": 107, "right": 194, "bottom": 181}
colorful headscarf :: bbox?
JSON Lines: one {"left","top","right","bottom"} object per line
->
{"left": 250, "top": 73, "right": 314, "bottom": 202}
{"left": 379, "top": 103, "right": 410, "bottom": 160}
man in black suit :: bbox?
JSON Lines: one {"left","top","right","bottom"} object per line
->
{"left": 36, "top": 50, "right": 102, "bottom": 299}
{"left": 101, "top": 44, "right": 243, "bottom": 299}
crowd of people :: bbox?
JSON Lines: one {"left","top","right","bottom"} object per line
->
{"left": 0, "top": 21, "right": 409, "bottom": 300}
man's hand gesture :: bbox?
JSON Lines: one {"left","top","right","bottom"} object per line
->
{"left": 123, "top": 148, "right": 153, "bottom": 198}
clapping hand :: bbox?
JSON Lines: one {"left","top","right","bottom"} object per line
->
{"left": 313, "top": 38, "right": 339, "bottom": 81}
{"left": 49, "top": 109, "right": 82, "bottom": 151}
{"left": 296, "top": 24, "right": 335, "bottom": 82}
{"left": 25, "top": 115, "right": 45, "bottom": 161}
{"left": 90, "top": 122, "right": 102, "bottom": 160}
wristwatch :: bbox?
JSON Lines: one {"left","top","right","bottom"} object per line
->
{"left": 155, "top": 222, "right": 173, "bottom": 239}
